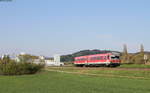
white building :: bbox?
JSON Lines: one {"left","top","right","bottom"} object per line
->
{"left": 44, "top": 55, "right": 64, "bottom": 66}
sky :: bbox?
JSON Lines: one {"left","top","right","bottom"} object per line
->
{"left": 0, "top": 0, "right": 150, "bottom": 56}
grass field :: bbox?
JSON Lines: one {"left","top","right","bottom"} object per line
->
{"left": 0, "top": 67, "right": 150, "bottom": 93}
{"left": 46, "top": 67, "right": 150, "bottom": 79}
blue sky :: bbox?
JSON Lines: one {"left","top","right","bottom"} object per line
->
{"left": 0, "top": 0, "right": 150, "bottom": 56}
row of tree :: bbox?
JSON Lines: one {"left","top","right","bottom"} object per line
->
{"left": 121, "top": 44, "right": 149, "bottom": 64}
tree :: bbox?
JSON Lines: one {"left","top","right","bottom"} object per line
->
{"left": 18, "top": 54, "right": 39, "bottom": 62}
{"left": 1, "top": 55, "right": 10, "bottom": 64}
{"left": 131, "top": 44, "right": 145, "bottom": 64}
{"left": 123, "top": 44, "right": 128, "bottom": 55}
{"left": 131, "top": 54, "right": 145, "bottom": 64}
{"left": 121, "top": 44, "right": 130, "bottom": 63}
{"left": 140, "top": 44, "right": 145, "bottom": 64}
{"left": 140, "top": 44, "right": 144, "bottom": 55}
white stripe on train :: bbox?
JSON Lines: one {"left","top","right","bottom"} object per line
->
{"left": 74, "top": 62, "right": 119, "bottom": 65}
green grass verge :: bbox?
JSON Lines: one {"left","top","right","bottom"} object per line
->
{"left": 0, "top": 71, "right": 150, "bottom": 93}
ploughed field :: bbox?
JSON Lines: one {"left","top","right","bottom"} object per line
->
{"left": 0, "top": 66, "right": 150, "bottom": 93}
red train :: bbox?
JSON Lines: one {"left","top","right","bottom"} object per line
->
{"left": 74, "top": 52, "right": 121, "bottom": 67}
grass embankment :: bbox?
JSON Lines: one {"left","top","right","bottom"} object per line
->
{"left": 0, "top": 71, "right": 150, "bottom": 93}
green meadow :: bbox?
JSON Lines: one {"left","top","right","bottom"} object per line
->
{"left": 0, "top": 67, "right": 150, "bottom": 93}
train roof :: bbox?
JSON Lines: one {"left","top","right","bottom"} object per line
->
{"left": 75, "top": 53, "right": 111, "bottom": 59}
{"left": 75, "top": 52, "right": 120, "bottom": 59}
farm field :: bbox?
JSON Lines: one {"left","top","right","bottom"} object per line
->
{"left": 0, "top": 67, "right": 150, "bottom": 93}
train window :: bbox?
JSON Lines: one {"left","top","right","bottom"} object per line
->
{"left": 103, "top": 56, "right": 106, "bottom": 60}
{"left": 107, "top": 56, "right": 110, "bottom": 59}
{"left": 111, "top": 56, "right": 120, "bottom": 59}
{"left": 101, "top": 56, "right": 103, "bottom": 60}
{"left": 90, "top": 56, "right": 107, "bottom": 60}
{"left": 90, "top": 57, "right": 97, "bottom": 60}
{"left": 90, "top": 57, "right": 94, "bottom": 60}
{"left": 80, "top": 58, "right": 87, "bottom": 61}
{"left": 97, "top": 56, "right": 101, "bottom": 60}
{"left": 75, "top": 58, "right": 86, "bottom": 61}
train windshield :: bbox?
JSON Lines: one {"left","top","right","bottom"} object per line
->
{"left": 111, "top": 55, "right": 120, "bottom": 59}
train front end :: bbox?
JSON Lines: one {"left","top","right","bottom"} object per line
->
{"left": 109, "top": 52, "right": 121, "bottom": 66}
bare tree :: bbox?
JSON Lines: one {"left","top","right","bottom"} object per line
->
{"left": 123, "top": 44, "right": 128, "bottom": 55}
{"left": 140, "top": 44, "right": 144, "bottom": 54}
{"left": 122, "top": 44, "right": 129, "bottom": 63}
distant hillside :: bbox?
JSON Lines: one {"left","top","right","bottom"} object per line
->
{"left": 60, "top": 49, "right": 121, "bottom": 62}
{"left": 134, "top": 51, "right": 150, "bottom": 55}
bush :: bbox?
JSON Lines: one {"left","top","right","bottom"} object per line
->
{"left": 131, "top": 54, "right": 144, "bottom": 64}
{"left": 0, "top": 58, "right": 44, "bottom": 75}
{"left": 17, "top": 62, "right": 44, "bottom": 75}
